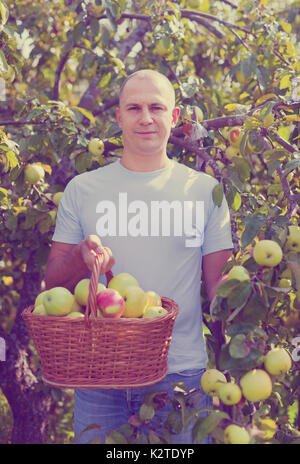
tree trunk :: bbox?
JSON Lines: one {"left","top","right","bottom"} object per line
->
{"left": 0, "top": 252, "right": 54, "bottom": 444}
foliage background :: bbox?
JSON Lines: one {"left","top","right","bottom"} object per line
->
{"left": 0, "top": 0, "right": 300, "bottom": 444}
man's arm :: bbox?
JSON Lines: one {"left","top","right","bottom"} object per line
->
{"left": 202, "top": 249, "right": 232, "bottom": 301}
{"left": 45, "top": 235, "right": 115, "bottom": 292}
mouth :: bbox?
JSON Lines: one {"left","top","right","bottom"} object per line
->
{"left": 135, "top": 131, "right": 157, "bottom": 135}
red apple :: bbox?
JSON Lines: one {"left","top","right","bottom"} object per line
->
{"left": 96, "top": 288, "right": 125, "bottom": 318}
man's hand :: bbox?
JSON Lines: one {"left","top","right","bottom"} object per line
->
{"left": 79, "top": 234, "right": 115, "bottom": 273}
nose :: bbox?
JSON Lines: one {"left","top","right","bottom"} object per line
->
{"left": 140, "top": 107, "right": 153, "bottom": 124}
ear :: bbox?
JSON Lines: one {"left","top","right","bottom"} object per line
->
{"left": 115, "top": 107, "right": 122, "bottom": 127}
{"left": 171, "top": 107, "right": 180, "bottom": 127}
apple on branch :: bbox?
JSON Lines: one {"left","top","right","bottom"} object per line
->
{"left": 253, "top": 240, "right": 283, "bottom": 267}
{"left": 228, "top": 127, "right": 244, "bottom": 148}
{"left": 286, "top": 225, "right": 300, "bottom": 253}
{"left": 24, "top": 163, "right": 45, "bottom": 185}
{"left": 224, "top": 424, "right": 251, "bottom": 445}
{"left": 52, "top": 191, "right": 63, "bottom": 206}
{"left": 88, "top": 138, "right": 105, "bottom": 157}
{"left": 264, "top": 347, "right": 292, "bottom": 376}
{"left": 227, "top": 265, "right": 250, "bottom": 282}
{"left": 218, "top": 382, "right": 242, "bottom": 405}
{"left": 200, "top": 368, "right": 227, "bottom": 396}
{"left": 96, "top": 288, "right": 125, "bottom": 318}
{"left": 240, "top": 369, "right": 272, "bottom": 402}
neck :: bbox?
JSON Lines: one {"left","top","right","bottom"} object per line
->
{"left": 120, "top": 151, "right": 170, "bottom": 172}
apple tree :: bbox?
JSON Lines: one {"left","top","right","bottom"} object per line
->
{"left": 0, "top": 0, "right": 300, "bottom": 444}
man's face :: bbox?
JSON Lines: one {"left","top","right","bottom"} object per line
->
{"left": 116, "top": 76, "right": 179, "bottom": 158}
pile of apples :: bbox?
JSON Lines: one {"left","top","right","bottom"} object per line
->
{"left": 201, "top": 346, "right": 292, "bottom": 444}
{"left": 32, "top": 272, "right": 168, "bottom": 319}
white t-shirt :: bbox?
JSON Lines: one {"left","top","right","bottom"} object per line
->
{"left": 52, "top": 158, "right": 233, "bottom": 373}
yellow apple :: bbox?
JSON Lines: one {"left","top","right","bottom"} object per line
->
{"left": 200, "top": 369, "right": 227, "bottom": 396}
{"left": 145, "top": 290, "right": 162, "bottom": 309}
{"left": 224, "top": 424, "right": 251, "bottom": 444}
{"left": 43, "top": 287, "right": 75, "bottom": 316}
{"left": 278, "top": 278, "right": 292, "bottom": 288}
{"left": 264, "top": 347, "right": 292, "bottom": 376}
{"left": 34, "top": 290, "right": 49, "bottom": 307}
{"left": 71, "top": 298, "right": 83, "bottom": 313}
{"left": 227, "top": 265, "right": 250, "bottom": 282}
{"left": 225, "top": 145, "right": 239, "bottom": 160}
{"left": 74, "top": 278, "right": 106, "bottom": 306}
{"left": 88, "top": 138, "right": 105, "bottom": 156}
{"left": 218, "top": 382, "right": 242, "bottom": 405}
{"left": 24, "top": 163, "right": 45, "bottom": 185}
{"left": 122, "top": 286, "right": 148, "bottom": 318}
{"left": 108, "top": 272, "right": 139, "bottom": 296}
{"left": 240, "top": 369, "right": 272, "bottom": 402}
{"left": 286, "top": 225, "right": 300, "bottom": 252}
{"left": 143, "top": 306, "right": 168, "bottom": 318}
{"left": 253, "top": 240, "right": 283, "bottom": 267}
{"left": 32, "top": 304, "right": 47, "bottom": 315}
{"left": 67, "top": 311, "right": 84, "bottom": 318}
{"left": 52, "top": 191, "right": 63, "bottom": 206}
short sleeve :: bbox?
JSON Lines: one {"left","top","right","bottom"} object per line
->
{"left": 52, "top": 177, "right": 84, "bottom": 244}
{"left": 201, "top": 187, "right": 233, "bottom": 256}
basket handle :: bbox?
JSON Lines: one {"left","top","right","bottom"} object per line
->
{"left": 85, "top": 251, "right": 114, "bottom": 322}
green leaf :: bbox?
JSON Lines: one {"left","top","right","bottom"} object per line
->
{"left": 72, "top": 106, "right": 96, "bottom": 125}
{"left": 192, "top": 410, "right": 229, "bottom": 444}
{"left": 229, "top": 334, "right": 249, "bottom": 358}
{"left": 227, "top": 281, "right": 252, "bottom": 309}
{"left": 241, "top": 213, "right": 267, "bottom": 248}
{"left": 212, "top": 182, "right": 224, "bottom": 207}
{"left": 242, "top": 292, "right": 268, "bottom": 323}
{"left": 0, "top": 1, "right": 9, "bottom": 25}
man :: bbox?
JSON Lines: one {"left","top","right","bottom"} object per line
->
{"left": 45, "top": 69, "right": 233, "bottom": 444}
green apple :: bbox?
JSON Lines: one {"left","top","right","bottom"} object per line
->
{"left": 74, "top": 278, "right": 106, "bottom": 306}
{"left": 122, "top": 286, "right": 148, "bottom": 318}
{"left": 34, "top": 290, "right": 49, "bottom": 308}
{"left": 286, "top": 225, "right": 300, "bottom": 252}
{"left": 52, "top": 191, "right": 63, "bottom": 206}
{"left": 224, "top": 424, "right": 251, "bottom": 444}
{"left": 264, "top": 347, "right": 292, "bottom": 376}
{"left": 143, "top": 306, "right": 168, "bottom": 318}
{"left": 108, "top": 272, "right": 139, "bottom": 296}
{"left": 278, "top": 278, "right": 292, "bottom": 288}
{"left": 145, "top": 290, "right": 162, "bottom": 309}
{"left": 88, "top": 138, "right": 105, "bottom": 156}
{"left": 225, "top": 145, "right": 239, "bottom": 160}
{"left": 155, "top": 39, "right": 173, "bottom": 56}
{"left": 71, "top": 298, "right": 83, "bottom": 313}
{"left": 24, "top": 163, "right": 45, "bottom": 185}
{"left": 240, "top": 369, "right": 272, "bottom": 402}
{"left": 200, "top": 369, "right": 227, "bottom": 396}
{"left": 253, "top": 240, "right": 283, "bottom": 267}
{"left": 227, "top": 265, "right": 250, "bottom": 282}
{"left": 183, "top": 105, "right": 204, "bottom": 123}
{"left": 67, "top": 311, "right": 85, "bottom": 317}
{"left": 43, "top": 287, "right": 75, "bottom": 316}
{"left": 32, "top": 304, "right": 47, "bottom": 315}
{"left": 228, "top": 127, "right": 244, "bottom": 147}
{"left": 218, "top": 382, "right": 242, "bottom": 405}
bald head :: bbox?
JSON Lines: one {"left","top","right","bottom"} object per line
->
{"left": 119, "top": 69, "right": 176, "bottom": 108}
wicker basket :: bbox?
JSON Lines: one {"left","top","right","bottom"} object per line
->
{"left": 22, "top": 253, "right": 179, "bottom": 389}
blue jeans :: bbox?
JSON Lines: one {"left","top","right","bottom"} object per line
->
{"left": 74, "top": 368, "right": 212, "bottom": 444}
